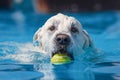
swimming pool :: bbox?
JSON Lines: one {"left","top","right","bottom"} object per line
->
{"left": 0, "top": 11, "right": 120, "bottom": 80}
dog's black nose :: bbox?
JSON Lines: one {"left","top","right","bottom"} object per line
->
{"left": 55, "top": 34, "right": 70, "bottom": 46}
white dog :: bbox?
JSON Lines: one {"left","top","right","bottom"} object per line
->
{"left": 33, "top": 13, "right": 95, "bottom": 60}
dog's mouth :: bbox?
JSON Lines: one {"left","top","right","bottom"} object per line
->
{"left": 52, "top": 47, "right": 74, "bottom": 60}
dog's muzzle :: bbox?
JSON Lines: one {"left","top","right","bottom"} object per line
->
{"left": 55, "top": 34, "right": 70, "bottom": 46}
{"left": 52, "top": 34, "right": 74, "bottom": 60}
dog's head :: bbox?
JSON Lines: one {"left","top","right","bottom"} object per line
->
{"left": 33, "top": 13, "right": 93, "bottom": 59}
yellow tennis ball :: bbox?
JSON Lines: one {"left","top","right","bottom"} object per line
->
{"left": 51, "top": 53, "right": 72, "bottom": 65}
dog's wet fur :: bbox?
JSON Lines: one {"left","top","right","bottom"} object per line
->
{"left": 33, "top": 13, "right": 95, "bottom": 60}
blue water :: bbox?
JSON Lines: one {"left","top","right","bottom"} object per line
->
{"left": 0, "top": 11, "right": 120, "bottom": 80}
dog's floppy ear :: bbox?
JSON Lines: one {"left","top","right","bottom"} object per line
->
{"left": 33, "top": 27, "right": 45, "bottom": 51}
{"left": 33, "top": 28, "right": 42, "bottom": 43}
{"left": 82, "top": 30, "right": 94, "bottom": 49}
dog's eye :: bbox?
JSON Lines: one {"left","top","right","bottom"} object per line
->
{"left": 49, "top": 26, "right": 55, "bottom": 31}
{"left": 71, "top": 27, "right": 79, "bottom": 33}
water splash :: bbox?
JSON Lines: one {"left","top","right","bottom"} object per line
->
{"left": 0, "top": 42, "right": 49, "bottom": 64}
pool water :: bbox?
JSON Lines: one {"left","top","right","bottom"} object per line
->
{"left": 0, "top": 11, "right": 120, "bottom": 80}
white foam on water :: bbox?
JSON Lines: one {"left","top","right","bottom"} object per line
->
{"left": 0, "top": 42, "right": 49, "bottom": 63}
